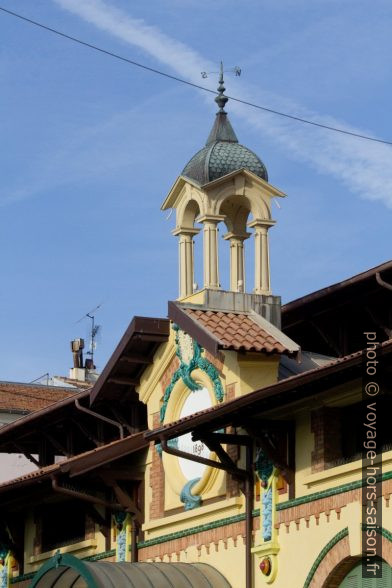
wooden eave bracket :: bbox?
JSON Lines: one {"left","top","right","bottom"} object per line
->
{"left": 244, "top": 423, "right": 294, "bottom": 485}
{"left": 99, "top": 472, "right": 143, "bottom": 523}
{"left": 159, "top": 436, "right": 249, "bottom": 480}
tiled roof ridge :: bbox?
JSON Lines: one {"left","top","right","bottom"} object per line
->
{"left": 179, "top": 305, "right": 251, "bottom": 315}
{"left": 183, "top": 306, "right": 293, "bottom": 354}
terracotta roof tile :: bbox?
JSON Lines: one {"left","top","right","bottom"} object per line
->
{"left": 0, "top": 382, "right": 78, "bottom": 414}
{"left": 184, "top": 309, "right": 290, "bottom": 354}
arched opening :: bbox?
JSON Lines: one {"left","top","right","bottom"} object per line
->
{"left": 176, "top": 199, "right": 202, "bottom": 298}
{"left": 181, "top": 199, "right": 200, "bottom": 230}
{"left": 220, "top": 195, "right": 253, "bottom": 293}
{"left": 305, "top": 529, "right": 392, "bottom": 588}
{"left": 333, "top": 558, "right": 391, "bottom": 587}
{"left": 193, "top": 217, "right": 204, "bottom": 293}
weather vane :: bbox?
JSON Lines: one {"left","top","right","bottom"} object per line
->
{"left": 201, "top": 61, "right": 241, "bottom": 79}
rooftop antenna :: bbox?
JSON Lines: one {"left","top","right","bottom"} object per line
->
{"left": 30, "top": 372, "right": 50, "bottom": 385}
{"left": 76, "top": 303, "right": 103, "bottom": 368}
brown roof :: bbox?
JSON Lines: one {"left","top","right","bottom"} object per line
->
{"left": 283, "top": 259, "right": 392, "bottom": 313}
{"left": 184, "top": 308, "right": 289, "bottom": 353}
{"left": 0, "top": 463, "right": 60, "bottom": 491}
{"left": 90, "top": 316, "right": 170, "bottom": 406}
{"left": 0, "top": 389, "right": 90, "bottom": 449}
{"left": 0, "top": 316, "right": 169, "bottom": 453}
{"left": 0, "top": 381, "right": 78, "bottom": 414}
{"left": 0, "top": 431, "right": 147, "bottom": 493}
{"left": 282, "top": 259, "right": 392, "bottom": 358}
{"left": 145, "top": 339, "right": 392, "bottom": 442}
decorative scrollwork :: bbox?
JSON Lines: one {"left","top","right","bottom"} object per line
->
{"left": 160, "top": 325, "right": 224, "bottom": 422}
{"left": 255, "top": 449, "right": 274, "bottom": 487}
{"left": 180, "top": 478, "right": 202, "bottom": 510}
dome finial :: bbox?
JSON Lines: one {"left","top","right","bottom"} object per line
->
{"left": 215, "top": 61, "right": 229, "bottom": 113}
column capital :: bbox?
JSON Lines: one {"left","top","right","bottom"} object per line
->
{"left": 223, "top": 231, "right": 251, "bottom": 241}
{"left": 197, "top": 214, "right": 226, "bottom": 224}
{"left": 247, "top": 218, "right": 276, "bottom": 229}
{"left": 172, "top": 226, "right": 201, "bottom": 237}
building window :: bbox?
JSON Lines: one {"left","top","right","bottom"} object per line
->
{"left": 40, "top": 500, "right": 86, "bottom": 552}
{"left": 311, "top": 398, "right": 392, "bottom": 472}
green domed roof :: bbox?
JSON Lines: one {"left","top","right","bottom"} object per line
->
{"left": 183, "top": 138, "right": 268, "bottom": 184}
{"left": 182, "top": 70, "right": 268, "bottom": 184}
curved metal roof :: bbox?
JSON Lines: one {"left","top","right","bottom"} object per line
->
{"left": 183, "top": 141, "right": 268, "bottom": 185}
{"left": 182, "top": 104, "right": 268, "bottom": 185}
{"left": 30, "top": 553, "right": 232, "bottom": 588}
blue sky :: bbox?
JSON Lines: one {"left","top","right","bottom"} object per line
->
{"left": 0, "top": 0, "right": 391, "bottom": 381}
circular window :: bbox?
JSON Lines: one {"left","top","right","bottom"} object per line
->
{"left": 177, "top": 387, "right": 212, "bottom": 480}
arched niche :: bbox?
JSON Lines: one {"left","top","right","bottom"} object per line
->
{"left": 177, "top": 193, "right": 204, "bottom": 230}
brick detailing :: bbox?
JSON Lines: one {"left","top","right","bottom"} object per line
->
{"left": 160, "top": 356, "right": 180, "bottom": 396}
{"left": 324, "top": 554, "right": 361, "bottom": 588}
{"left": 304, "top": 528, "right": 349, "bottom": 588}
{"left": 311, "top": 408, "right": 342, "bottom": 473}
{"left": 226, "top": 383, "right": 236, "bottom": 402}
{"left": 276, "top": 478, "right": 392, "bottom": 529}
{"left": 306, "top": 529, "right": 392, "bottom": 588}
{"left": 381, "top": 534, "right": 392, "bottom": 568}
{"left": 138, "top": 518, "right": 255, "bottom": 561}
{"left": 204, "top": 351, "right": 224, "bottom": 374}
{"left": 149, "top": 413, "right": 165, "bottom": 520}
{"left": 224, "top": 384, "right": 240, "bottom": 498}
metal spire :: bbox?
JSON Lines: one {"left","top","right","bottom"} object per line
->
{"left": 215, "top": 61, "right": 229, "bottom": 113}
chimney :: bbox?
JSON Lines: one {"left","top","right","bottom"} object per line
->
{"left": 71, "top": 338, "right": 84, "bottom": 368}
{"left": 69, "top": 338, "right": 87, "bottom": 381}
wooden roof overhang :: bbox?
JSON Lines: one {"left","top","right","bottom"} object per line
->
{"left": 0, "top": 431, "right": 149, "bottom": 512}
{"left": 0, "top": 432, "right": 151, "bottom": 570}
{"left": 282, "top": 259, "right": 392, "bottom": 357}
{"left": 0, "top": 316, "right": 169, "bottom": 461}
{"left": 0, "top": 389, "right": 90, "bottom": 457}
{"left": 145, "top": 340, "right": 392, "bottom": 497}
{"left": 90, "top": 316, "right": 170, "bottom": 405}
{"left": 146, "top": 339, "right": 392, "bottom": 445}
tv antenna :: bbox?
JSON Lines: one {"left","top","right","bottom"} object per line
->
{"left": 76, "top": 303, "right": 103, "bottom": 367}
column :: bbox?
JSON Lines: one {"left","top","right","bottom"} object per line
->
{"left": 223, "top": 232, "right": 250, "bottom": 292}
{"left": 248, "top": 219, "right": 275, "bottom": 295}
{"left": 198, "top": 215, "right": 225, "bottom": 290}
{"left": 172, "top": 227, "right": 200, "bottom": 299}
